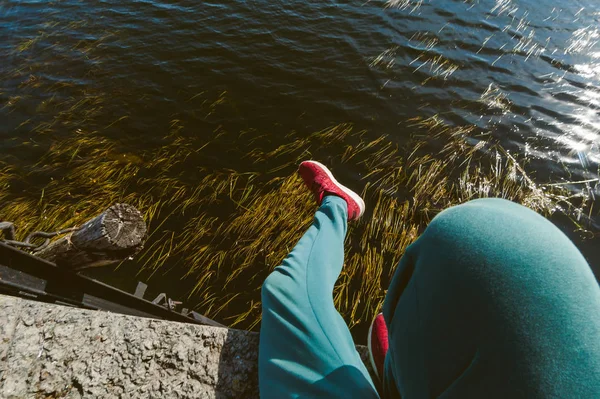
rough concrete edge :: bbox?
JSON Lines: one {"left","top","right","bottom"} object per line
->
{"left": 0, "top": 295, "right": 374, "bottom": 398}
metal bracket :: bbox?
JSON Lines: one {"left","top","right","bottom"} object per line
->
{"left": 152, "top": 293, "right": 182, "bottom": 311}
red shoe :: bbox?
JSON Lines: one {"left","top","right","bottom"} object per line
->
{"left": 298, "top": 160, "right": 366, "bottom": 221}
{"left": 368, "top": 313, "right": 389, "bottom": 381}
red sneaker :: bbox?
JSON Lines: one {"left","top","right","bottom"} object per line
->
{"left": 298, "top": 160, "right": 366, "bottom": 221}
{"left": 368, "top": 313, "right": 389, "bottom": 381}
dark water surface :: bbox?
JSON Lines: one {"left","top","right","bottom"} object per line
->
{"left": 2, "top": 0, "right": 600, "bottom": 326}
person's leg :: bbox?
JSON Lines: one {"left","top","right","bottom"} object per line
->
{"left": 259, "top": 196, "right": 379, "bottom": 398}
{"left": 382, "top": 198, "right": 600, "bottom": 398}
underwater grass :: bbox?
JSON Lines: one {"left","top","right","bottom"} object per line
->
{"left": 1, "top": 111, "right": 595, "bottom": 332}
{"left": 1, "top": 17, "right": 597, "bottom": 333}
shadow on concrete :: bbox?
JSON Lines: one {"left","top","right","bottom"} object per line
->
{"left": 216, "top": 327, "right": 260, "bottom": 399}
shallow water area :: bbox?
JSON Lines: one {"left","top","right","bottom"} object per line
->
{"left": 1, "top": 0, "right": 599, "bottom": 332}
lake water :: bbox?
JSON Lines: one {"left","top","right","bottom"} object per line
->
{"left": 1, "top": 0, "right": 599, "bottom": 328}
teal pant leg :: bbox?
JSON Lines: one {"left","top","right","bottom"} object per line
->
{"left": 382, "top": 198, "right": 600, "bottom": 398}
{"left": 259, "top": 196, "right": 379, "bottom": 399}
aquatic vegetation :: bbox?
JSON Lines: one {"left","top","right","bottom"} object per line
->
{"left": 491, "top": 0, "right": 518, "bottom": 17}
{"left": 1, "top": 9, "right": 597, "bottom": 335}
{"left": 566, "top": 27, "right": 600, "bottom": 55}
{"left": 407, "top": 32, "right": 460, "bottom": 83}
{"left": 385, "top": 0, "right": 423, "bottom": 13}
{"left": 370, "top": 47, "right": 399, "bottom": 70}
{"left": 480, "top": 83, "right": 513, "bottom": 114}
{"left": 1, "top": 106, "right": 594, "bottom": 332}
{"left": 0, "top": 21, "right": 594, "bottom": 327}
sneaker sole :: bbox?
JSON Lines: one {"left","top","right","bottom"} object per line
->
{"left": 367, "top": 313, "right": 381, "bottom": 381}
{"left": 303, "top": 160, "right": 366, "bottom": 218}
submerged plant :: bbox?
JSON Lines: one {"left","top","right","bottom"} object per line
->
{"left": 1, "top": 16, "right": 596, "bottom": 334}
{"left": 1, "top": 110, "right": 594, "bottom": 332}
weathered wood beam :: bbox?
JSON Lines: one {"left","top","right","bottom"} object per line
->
{"left": 34, "top": 203, "right": 146, "bottom": 270}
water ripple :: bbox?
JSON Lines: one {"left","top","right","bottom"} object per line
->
{"left": 1, "top": 0, "right": 599, "bottom": 188}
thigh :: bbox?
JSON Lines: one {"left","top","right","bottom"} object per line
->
{"left": 383, "top": 198, "right": 600, "bottom": 398}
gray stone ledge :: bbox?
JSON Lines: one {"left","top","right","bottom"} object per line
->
{"left": 0, "top": 295, "right": 372, "bottom": 398}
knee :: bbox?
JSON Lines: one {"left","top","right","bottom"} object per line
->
{"left": 432, "top": 198, "right": 526, "bottom": 228}
{"left": 418, "top": 197, "right": 589, "bottom": 284}
{"left": 425, "top": 198, "right": 548, "bottom": 247}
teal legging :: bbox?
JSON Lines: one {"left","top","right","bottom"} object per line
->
{"left": 259, "top": 197, "right": 600, "bottom": 398}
